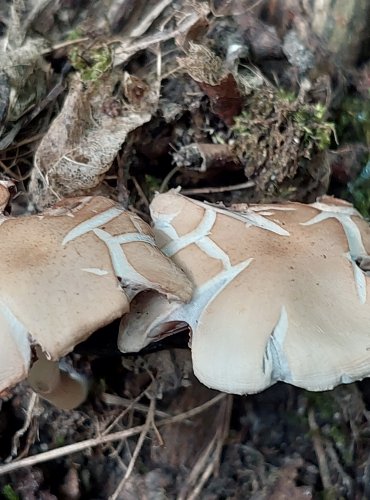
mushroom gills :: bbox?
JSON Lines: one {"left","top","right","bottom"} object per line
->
{"left": 118, "top": 291, "right": 190, "bottom": 353}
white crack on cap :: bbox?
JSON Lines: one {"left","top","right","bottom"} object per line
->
{"left": 0, "top": 195, "right": 193, "bottom": 406}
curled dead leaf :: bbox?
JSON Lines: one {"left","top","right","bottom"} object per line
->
{"left": 29, "top": 74, "right": 159, "bottom": 209}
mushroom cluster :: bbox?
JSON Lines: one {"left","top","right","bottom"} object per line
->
{"left": 0, "top": 194, "right": 192, "bottom": 408}
{"left": 119, "top": 191, "right": 370, "bottom": 395}
{"left": 2, "top": 187, "right": 370, "bottom": 407}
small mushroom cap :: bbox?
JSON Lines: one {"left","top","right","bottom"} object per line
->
{"left": 122, "top": 191, "right": 370, "bottom": 394}
{"left": 28, "top": 349, "right": 88, "bottom": 410}
{"left": 0, "top": 196, "right": 192, "bottom": 393}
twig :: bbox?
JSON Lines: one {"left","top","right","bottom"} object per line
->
{"left": 325, "top": 441, "right": 353, "bottom": 495}
{"left": 187, "top": 460, "right": 215, "bottom": 500}
{"left": 180, "top": 181, "right": 255, "bottom": 195}
{"left": 210, "top": 0, "right": 264, "bottom": 16}
{"left": 0, "top": 159, "right": 33, "bottom": 181}
{"left": 41, "top": 37, "right": 90, "bottom": 55}
{"left": 101, "top": 392, "right": 147, "bottom": 436}
{"left": 113, "top": 11, "right": 207, "bottom": 66}
{"left": 364, "top": 453, "right": 370, "bottom": 498}
{"left": 101, "top": 392, "right": 170, "bottom": 425}
{"left": 129, "top": 0, "right": 173, "bottom": 38}
{"left": 308, "top": 408, "right": 332, "bottom": 491}
{"left": 131, "top": 176, "right": 150, "bottom": 210}
{"left": 5, "top": 133, "right": 45, "bottom": 150}
{"left": 0, "top": 424, "right": 145, "bottom": 475}
{"left": 0, "top": 393, "right": 226, "bottom": 475}
{"left": 164, "top": 393, "right": 226, "bottom": 424}
{"left": 159, "top": 165, "right": 181, "bottom": 193}
{"left": 109, "top": 398, "right": 156, "bottom": 499}
{"left": 180, "top": 395, "right": 232, "bottom": 500}
{"left": 179, "top": 435, "right": 217, "bottom": 500}
{"left": 8, "top": 392, "right": 38, "bottom": 459}
{"left": 149, "top": 411, "right": 164, "bottom": 447}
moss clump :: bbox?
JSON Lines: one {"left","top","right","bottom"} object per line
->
{"left": 2, "top": 485, "right": 19, "bottom": 500}
{"left": 293, "top": 102, "right": 334, "bottom": 150}
{"left": 69, "top": 45, "right": 112, "bottom": 82}
{"left": 232, "top": 86, "right": 334, "bottom": 197}
{"left": 67, "top": 27, "right": 84, "bottom": 41}
{"left": 305, "top": 391, "right": 338, "bottom": 420}
{"left": 338, "top": 96, "right": 370, "bottom": 217}
{"left": 337, "top": 96, "right": 370, "bottom": 145}
{"left": 348, "top": 160, "right": 370, "bottom": 218}
{"left": 144, "top": 174, "right": 162, "bottom": 197}
{"left": 306, "top": 392, "right": 352, "bottom": 467}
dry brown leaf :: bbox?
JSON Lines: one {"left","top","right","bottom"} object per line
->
{"left": 180, "top": 43, "right": 244, "bottom": 125}
{"left": 29, "top": 73, "right": 159, "bottom": 209}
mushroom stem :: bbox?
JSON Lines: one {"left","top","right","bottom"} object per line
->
{"left": 27, "top": 348, "right": 88, "bottom": 410}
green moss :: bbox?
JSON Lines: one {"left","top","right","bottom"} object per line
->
{"left": 306, "top": 392, "right": 337, "bottom": 420}
{"left": 69, "top": 45, "right": 112, "bottom": 82}
{"left": 348, "top": 160, "right": 370, "bottom": 218}
{"left": 337, "top": 96, "right": 370, "bottom": 145}
{"left": 320, "top": 489, "right": 342, "bottom": 500}
{"left": 306, "top": 392, "right": 352, "bottom": 467}
{"left": 55, "top": 434, "right": 66, "bottom": 447}
{"left": 337, "top": 96, "right": 370, "bottom": 217}
{"left": 2, "top": 485, "right": 19, "bottom": 500}
{"left": 144, "top": 174, "right": 162, "bottom": 197}
{"left": 67, "top": 28, "right": 84, "bottom": 41}
{"left": 293, "top": 103, "right": 335, "bottom": 151}
{"left": 231, "top": 87, "right": 334, "bottom": 196}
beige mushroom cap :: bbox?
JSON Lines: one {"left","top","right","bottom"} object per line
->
{"left": 0, "top": 196, "right": 192, "bottom": 393}
{"left": 0, "top": 180, "right": 15, "bottom": 214}
{"left": 0, "top": 184, "right": 9, "bottom": 213}
{"left": 120, "top": 190, "right": 370, "bottom": 394}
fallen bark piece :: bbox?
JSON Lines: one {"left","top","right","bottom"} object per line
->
{"left": 119, "top": 191, "right": 370, "bottom": 394}
{"left": 180, "top": 43, "right": 244, "bottom": 125}
{"left": 0, "top": 195, "right": 192, "bottom": 407}
{"left": 29, "top": 73, "right": 159, "bottom": 209}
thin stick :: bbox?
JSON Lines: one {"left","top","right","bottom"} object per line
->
{"left": 180, "top": 181, "right": 255, "bottom": 195}
{"left": 159, "top": 165, "right": 181, "bottom": 193}
{"left": 113, "top": 11, "right": 205, "bottom": 66}
{"left": 179, "top": 435, "right": 217, "bottom": 500}
{"left": 187, "top": 460, "right": 215, "bottom": 500}
{"left": 5, "top": 133, "right": 45, "bottom": 150}
{"left": 109, "top": 398, "right": 156, "bottom": 499}
{"left": 101, "top": 389, "right": 156, "bottom": 435}
{"left": 0, "top": 425, "right": 145, "bottom": 475}
{"left": 0, "top": 394, "right": 225, "bottom": 475}
{"left": 308, "top": 408, "right": 332, "bottom": 491}
{"left": 41, "top": 37, "right": 90, "bottom": 55}
{"left": 162, "top": 393, "right": 225, "bottom": 424}
{"left": 9, "top": 392, "right": 38, "bottom": 459}
{"left": 131, "top": 176, "right": 150, "bottom": 210}
{"left": 179, "top": 395, "right": 232, "bottom": 500}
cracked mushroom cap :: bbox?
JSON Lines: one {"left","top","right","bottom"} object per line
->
{"left": 119, "top": 191, "right": 370, "bottom": 394}
{"left": 0, "top": 180, "right": 15, "bottom": 214}
{"left": 0, "top": 183, "right": 9, "bottom": 213}
{"left": 0, "top": 196, "right": 192, "bottom": 394}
